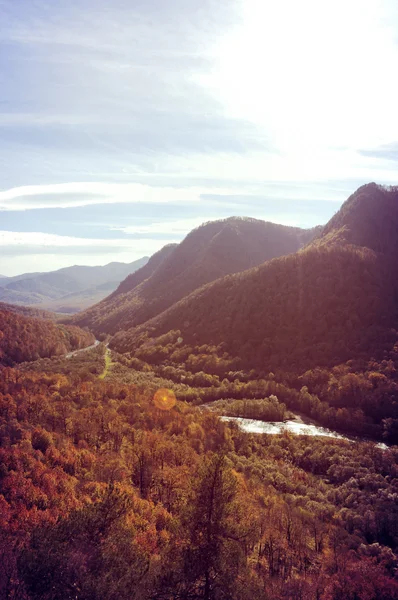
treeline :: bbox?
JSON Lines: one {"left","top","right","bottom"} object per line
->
{"left": 0, "top": 309, "right": 95, "bottom": 365}
{"left": 295, "top": 355, "right": 398, "bottom": 444}
{"left": 204, "top": 396, "right": 287, "bottom": 422}
{"left": 0, "top": 366, "right": 397, "bottom": 599}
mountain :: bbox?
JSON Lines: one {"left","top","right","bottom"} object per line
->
{"left": 0, "top": 307, "right": 95, "bottom": 365}
{"left": 112, "top": 184, "right": 398, "bottom": 371}
{"left": 0, "top": 257, "right": 149, "bottom": 313}
{"left": 73, "top": 218, "right": 319, "bottom": 334}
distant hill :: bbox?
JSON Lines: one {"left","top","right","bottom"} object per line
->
{"left": 0, "top": 308, "right": 95, "bottom": 365}
{"left": 0, "top": 272, "right": 40, "bottom": 287}
{"left": 112, "top": 184, "right": 398, "bottom": 371}
{"left": 73, "top": 218, "right": 319, "bottom": 334}
{"left": 0, "top": 257, "right": 149, "bottom": 313}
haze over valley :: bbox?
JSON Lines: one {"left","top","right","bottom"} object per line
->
{"left": 0, "top": 257, "right": 149, "bottom": 313}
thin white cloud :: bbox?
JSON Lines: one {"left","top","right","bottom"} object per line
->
{"left": 0, "top": 230, "right": 177, "bottom": 252}
{"left": 2, "top": 156, "right": 395, "bottom": 213}
{"left": 0, "top": 183, "right": 225, "bottom": 211}
{"left": 0, "top": 231, "right": 128, "bottom": 247}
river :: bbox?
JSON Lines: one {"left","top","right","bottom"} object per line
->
{"left": 221, "top": 415, "right": 351, "bottom": 439}
{"left": 207, "top": 411, "right": 389, "bottom": 449}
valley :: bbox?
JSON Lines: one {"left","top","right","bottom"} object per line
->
{"left": 5, "top": 0, "right": 398, "bottom": 594}
{"left": 0, "top": 258, "right": 149, "bottom": 314}
{"left": 1, "top": 184, "right": 398, "bottom": 599}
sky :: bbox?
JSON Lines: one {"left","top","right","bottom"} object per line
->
{"left": 1, "top": 0, "right": 398, "bottom": 275}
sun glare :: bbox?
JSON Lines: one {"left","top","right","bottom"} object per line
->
{"left": 201, "top": 0, "right": 398, "bottom": 153}
{"left": 153, "top": 388, "right": 177, "bottom": 411}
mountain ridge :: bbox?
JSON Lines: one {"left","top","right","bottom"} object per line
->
{"left": 72, "top": 217, "right": 319, "bottom": 334}
{"left": 111, "top": 184, "right": 398, "bottom": 371}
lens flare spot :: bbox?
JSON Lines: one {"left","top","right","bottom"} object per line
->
{"left": 153, "top": 388, "right": 176, "bottom": 411}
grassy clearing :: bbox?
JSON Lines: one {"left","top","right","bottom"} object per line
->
{"left": 99, "top": 346, "right": 112, "bottom": 380}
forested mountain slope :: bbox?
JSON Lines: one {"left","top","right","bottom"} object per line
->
{"left": 0, "top": 308, "right": 95, "bottom": 365}
{"left": 113, "top": 184, "right": 398, "bottom": 371}
{"left": 0, "top": 301, "right": 56, "bottom": 320}
{"left": 73, "top": 217, "right": 318, "bottom": 335}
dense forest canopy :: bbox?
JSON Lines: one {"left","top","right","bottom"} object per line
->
{"left": 0, "top": 356, "right": 397, "bottom": 600}
{"left": 0, "top": 302, "right": 56, "bottom": 321}
{"left": 0, "top": 309, "right": 95, "bottom": 366}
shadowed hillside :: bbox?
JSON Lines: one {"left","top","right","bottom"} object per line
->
{"left": 115, "top": 243, "right": 178, "bottom": 295}
{"left": 73, "top": 217, "right": 318, "bottom": 334}
{"left": 112, "top": 184, "right": 398, "bottom": 371}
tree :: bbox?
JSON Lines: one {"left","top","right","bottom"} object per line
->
{"left": 19, "top": 485, "right": 150, "bottom": 600}
{"left": 182, "top": 453, "right": 245, "bottom": 599}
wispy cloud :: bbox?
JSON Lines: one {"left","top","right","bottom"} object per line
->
{"left": 0, "top": 176, "right": 363, "bottom": 214}
{"left": 0, "top": 183, "right": 229, "bottom": 211}
{"left": 0, "top": 230, "right": 130, "bottom": 248}
{"left": 0, "top": 230, "right": 173, "bottom": 253}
